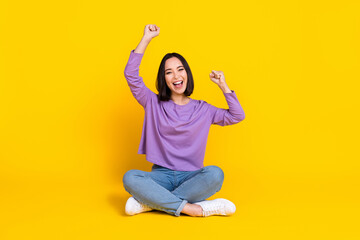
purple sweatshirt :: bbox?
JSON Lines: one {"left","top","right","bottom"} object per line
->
{"left": 124, "top": 50, "right": 245, "bottom": 171}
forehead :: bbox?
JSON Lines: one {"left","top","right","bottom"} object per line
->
{"left": 165, "top": 57, "right": 183, "bottom": 68}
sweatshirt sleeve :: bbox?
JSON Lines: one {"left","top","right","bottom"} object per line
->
{"left": 209, "top": 90, "right": 245, "bottom": 126}
{"left": 124, "top": 49, "right": 153, "bottom": 108}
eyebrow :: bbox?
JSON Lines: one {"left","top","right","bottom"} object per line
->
{"left": 165, "top": 66, "right": 184, "bottom": 71}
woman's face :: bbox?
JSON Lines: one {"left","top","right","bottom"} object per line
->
{"left": 164, "top": 57, "right": 188, "bottom": 96}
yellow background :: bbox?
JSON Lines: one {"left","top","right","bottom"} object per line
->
{"left": 1, "top": 0, "right": 359, "bottom": 239}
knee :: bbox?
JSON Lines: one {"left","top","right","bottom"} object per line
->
{"left": 204, "top": 165, "right": 224, "bottom": 185}
{"left": 122, "top": 169, "right": 144, "bottom": 189}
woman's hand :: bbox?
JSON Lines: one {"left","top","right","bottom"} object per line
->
{"left": 143, "top": 24, "right": 160, "bottom": 41}
{"left": 210, "top": 70, "right": 232, "bottom": 93}
{"left": 134, "top": 25, "right": 160, "bottom": 54}
{"left": 209, "top": 70, "right": 226, "bottom": 85}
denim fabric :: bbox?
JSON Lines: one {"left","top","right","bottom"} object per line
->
{"left": 123, "top": 164, "right": 225, "bottom": 216}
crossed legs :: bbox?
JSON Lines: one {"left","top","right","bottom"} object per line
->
{"left": 123, "top": 165, "right": 224, "bottom": 216}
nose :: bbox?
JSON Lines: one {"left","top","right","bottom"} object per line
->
{"left": 174, "top": 73, "right": 180, "bottom": 79}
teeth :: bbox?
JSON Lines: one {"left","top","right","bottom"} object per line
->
{"left": 174, "top": 81, "right": 182, "bottom": 85}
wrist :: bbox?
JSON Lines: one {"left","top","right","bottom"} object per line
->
{"left": 141, "top": 36, "right": 152, "bottom": 43}
{"left": 219, "top": 83, "right": 231, "bottom": 93}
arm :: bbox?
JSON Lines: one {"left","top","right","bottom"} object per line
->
{"left": 134, "top": 37, "right": 151, "bottom": 54}
{"left": 134, "top": 24, "right": 160, "bottom": 54}
{"left": 209, "top": 70, "right": 245, "bottom": 126}
{"left": 124, "top": 24, "right": 160, "bottom": 108}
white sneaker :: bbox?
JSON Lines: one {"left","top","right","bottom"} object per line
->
{"left": 125, "top": 196, "right": 153, "bottom": 215}
{"left": 193, "top": 198, "right": 236, "bottom": 217}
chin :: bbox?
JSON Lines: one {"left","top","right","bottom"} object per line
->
{"left": 175, "top": 88, "right": 186, "bottom": 93}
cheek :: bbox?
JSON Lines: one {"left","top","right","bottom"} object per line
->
{"left": 165, "top": 74, "right": 173, "bottom": 81}
{"left": 165, "top": 78, "right": 172, "bottom": 87}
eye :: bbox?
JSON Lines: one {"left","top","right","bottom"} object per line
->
{"left": 166, "top": 72, "right": 171, "bottom": 75}
{"left": 179, "top": 68, "right": 184, "bottom": 71}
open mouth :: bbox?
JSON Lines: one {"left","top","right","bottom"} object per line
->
{"left": 173, "top": 81, "right": 183, "bottom": 89}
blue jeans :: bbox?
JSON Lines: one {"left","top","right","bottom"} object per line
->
{"left": 123, "top": 164, "right": 225, "bottom": 216}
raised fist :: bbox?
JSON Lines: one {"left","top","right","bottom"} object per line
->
{"left": 209, "top": 70, "right": 226, "bottom": 85}
{"left": 143, "top": 24, "right": 160, "bottom": 41}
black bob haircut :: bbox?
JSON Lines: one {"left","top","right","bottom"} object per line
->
{"left": 156, "top": 53, "right": 194, "bottom": 101}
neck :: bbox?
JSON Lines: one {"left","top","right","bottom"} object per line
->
{"left": 171, "top": 94, "right": 190, "bottom": 105}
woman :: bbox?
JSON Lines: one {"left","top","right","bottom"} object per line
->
{"left": 123, "top": 24, "right": 245, "bottom": 217}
